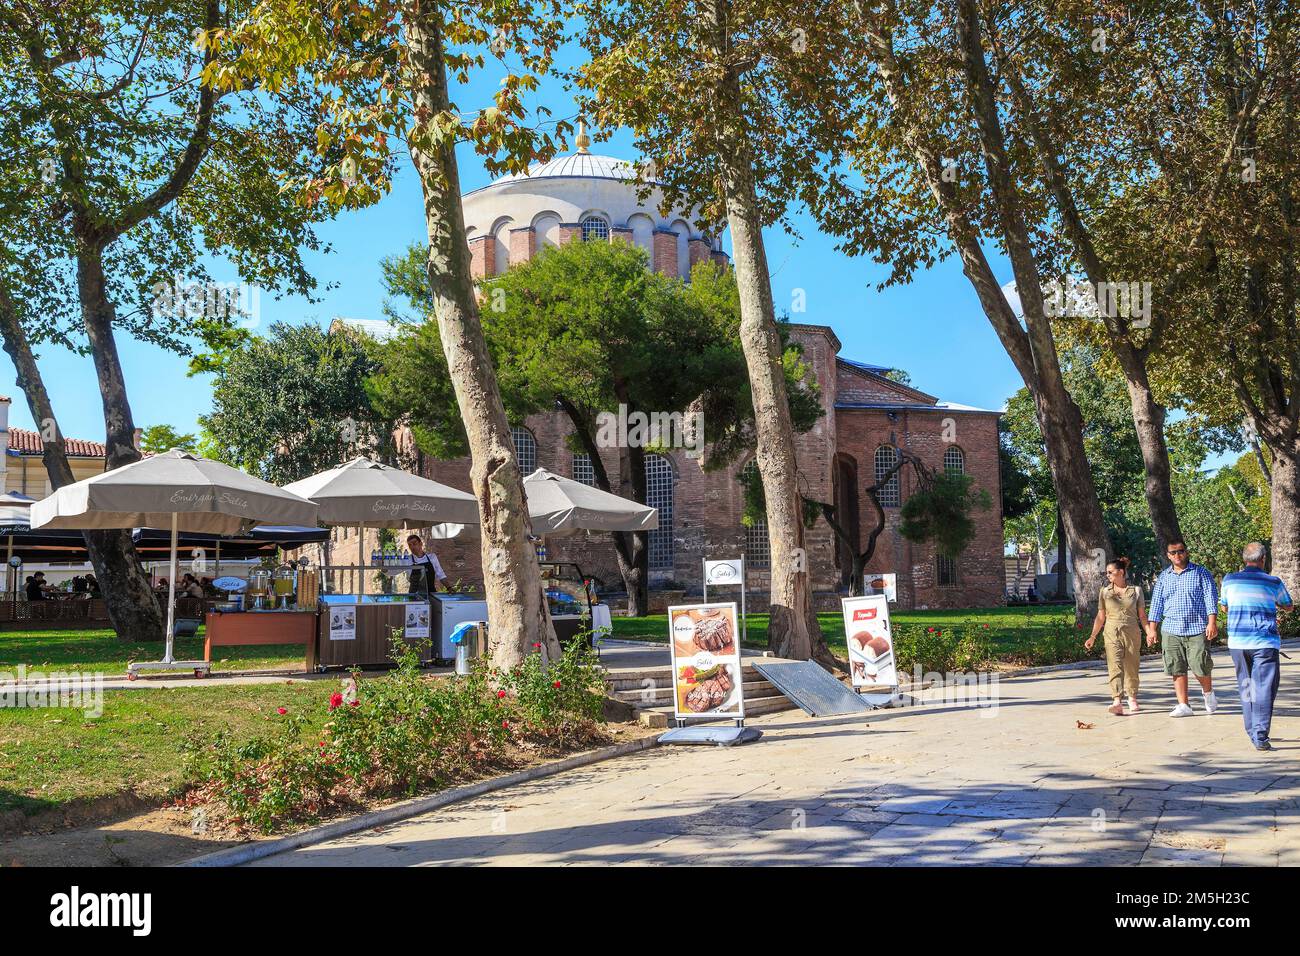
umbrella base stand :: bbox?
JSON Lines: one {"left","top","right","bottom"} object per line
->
{"left": 126, "top": 660, "right": 213, "bottom": 681}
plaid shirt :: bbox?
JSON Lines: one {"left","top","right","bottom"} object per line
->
{"left": 1149, "top": 562, "right": 1218, "bottom": 636}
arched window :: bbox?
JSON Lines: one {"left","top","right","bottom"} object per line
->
{"left": 645, "top": 454, "right": 674, "bottom": 570}
{"left": 572, "top": 452, "right": 595, "bottom": 486}
{"left": 875, "top": 445, "right": 901, "bottom": 508}
{"left": 580, "top": 216, "right": 610, "bottom": 241}
{"left": 943, "top": 445, "right": 965, "bottom": 475}
{"left": 511, "top": 426, "right": 537, "bottom": 476}
{"left": 740, "top": 460, "right": 770, "bottom": 569}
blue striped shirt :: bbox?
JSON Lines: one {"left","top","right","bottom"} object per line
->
{"left": 1149, "top": 562, "right": 1218, "bottom": 636}
{"left": 1220, "top": 567, "right": 1292, "bottom": 649}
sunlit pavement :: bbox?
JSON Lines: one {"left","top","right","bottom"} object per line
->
{"left": 252, "top": 642, "right": 1299, "bottom": 867}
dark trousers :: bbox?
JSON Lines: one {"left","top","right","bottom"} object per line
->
{"left": 1229, "top": 647, "right": 1281, "bottom": 744}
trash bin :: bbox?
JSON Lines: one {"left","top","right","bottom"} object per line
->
{"left": 451, "top": 620, "right": 486, "bottom": 676}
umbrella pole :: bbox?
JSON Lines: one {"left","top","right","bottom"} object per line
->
{"left": 215, "top": 539, "right": 220, "bottom": 580}
{"left": 358, "top": 524, "right": 364, "bottom": 595}
{"left": 164, "top": 513, "right": 178, "bottom": 664}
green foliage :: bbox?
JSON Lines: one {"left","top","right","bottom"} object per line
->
{"left": 899, "top": 471, "right": 991, "bottom": 558}
{"left": 139, "top": 424, "right": 197, "bottom": 455}
{"left": 190, "top": 632, "right": 610, "bottom": 833}
{"left": 1176, "top": 451, "right": 1272, "bottom": 579}
{"left": 368, "top": 239, "right": 821, "bottom": 471}
{"left": 200, "top": 322, "right": 398, "bottom": 482}
{"left": 501, "top": 636, "right": 608, "bottom": 740}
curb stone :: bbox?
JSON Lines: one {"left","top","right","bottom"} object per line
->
{"left": 177, "top": 734, "right": 661, "bottom": 867}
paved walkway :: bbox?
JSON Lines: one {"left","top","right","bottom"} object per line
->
{"left": 253, "top": 643, "right": 1300, "bottom": 866}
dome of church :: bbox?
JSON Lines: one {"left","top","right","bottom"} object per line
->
{"left": 461, "top": 134, "right": 724, "bottom": 282}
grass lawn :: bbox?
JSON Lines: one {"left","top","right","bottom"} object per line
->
{"left": 0, "top": 680, "right": 336, "bottom": 816}
{"left": 0, "top": 628, "right": 309, "bottom": 675}
{"left": 612, "top": 604, "right": 1076, "bottom": 659}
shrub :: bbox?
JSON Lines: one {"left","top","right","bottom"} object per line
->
{"left": 502, "top": 635, "right": 607, "bottom": 745}
{"left": 189, "top": 631, "right": 610, "bottom": 833}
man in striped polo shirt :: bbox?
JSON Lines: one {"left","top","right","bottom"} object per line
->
{"left": 1147, "top": 539, "right": 1219, "bottom": 717}
{"left": 1220, "top": 542, "right": 1292, "bottom": 752}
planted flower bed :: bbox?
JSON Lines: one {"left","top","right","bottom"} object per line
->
{"left": 182, "top": 635, "right": 612, "bottom": 834}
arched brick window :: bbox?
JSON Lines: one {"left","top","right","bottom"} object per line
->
{"left": 580, "top": 216, "right": 610, "bottom": 241}
{"left": 510, "top": 426, "right": 537, "bottom": 476}
{"left": 874, "top": 445, "right": 901, "bottom": 507}
{"left": 943, "top": 445, "right": 965, "bottom": 475}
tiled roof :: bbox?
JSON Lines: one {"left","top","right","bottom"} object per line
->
{"left": 6, "top": 427, "right": 107, "bottom": 458}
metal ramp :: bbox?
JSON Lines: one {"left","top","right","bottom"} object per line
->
{"left": 752, "top": 660, "right": 873, "bottom": 717}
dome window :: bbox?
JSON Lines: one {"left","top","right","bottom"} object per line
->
{"left": 580, "top": 216, "right": 610, "bottom": 241}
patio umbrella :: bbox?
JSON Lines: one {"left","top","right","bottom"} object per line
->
{"left": 283, "top": 457, "right": 479, "bottom": 590}
{"left": 29, "top": 449, "right": 318, "bottom": 665}
{"left": 523, "top": 468, "right": 658, "bottom": 535}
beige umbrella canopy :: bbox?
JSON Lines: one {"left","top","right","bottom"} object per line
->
{"left": 524, "top": 468, "right": 658, "bottom": 535}
{"left": 29, "top": 449, "right": 319, "bottom": 666}
{"left": 283, "top": 457, "right": 479, "bottom": 528}
{"left": 31, "top": 449, "right": 319, "bottom": 534}
{"left": 284, "top": 457, "right": 480, "bottom": 589}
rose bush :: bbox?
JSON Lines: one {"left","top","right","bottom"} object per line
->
{"left": 188, "top": 632, "right": 610, "bottom": 832}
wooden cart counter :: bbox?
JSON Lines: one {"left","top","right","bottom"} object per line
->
{"left": 204, "top": 610, "right": 319, "bottom": 669}
{"left": 317, "top": 601, "right": 434, "bottom": 669}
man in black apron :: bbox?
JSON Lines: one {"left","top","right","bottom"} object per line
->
{"left": 406, "top": 534, "right": 448, "bottom": 597}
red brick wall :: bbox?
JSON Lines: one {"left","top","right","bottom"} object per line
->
{"left": 508, "top": 227, "right": 535, "bottom": 265}
{"left": 833, "top": 407, "right": 1004, "bottom": 609}
{"left": 468, "top": 235, "right": 495, "bottom": 280}
{"left": 652, "top": 229, "right": 678, "bottom": 277}
{"left": 558, "top": 223, "right": 582, "bottom": 246}
{"left": 688, "top": 238, "right": 712, "bottom": 274}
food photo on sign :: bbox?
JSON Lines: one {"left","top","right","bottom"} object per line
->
{"left": 841, "top": 595, "right": 896, "bottom": 688}
{"left": 668, "top": 603, "right": 744, "bottom": 718}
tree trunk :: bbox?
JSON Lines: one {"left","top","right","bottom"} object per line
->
{"left": 618, "top": 442, "right": 651, "bottom": 615}
{"left": 1119, "top": 357, "right": 1183, "bottom": 558}
{"left": 1269, "top": 440, "right": 1300, "bottom": 598}
{"left": 403, "top": 8, "right": 557, "bottom": 668}
{"left": 706, "top": 4, "right": 833, "bottom": 668}
{"left": 0, "top": 283, "right": 164, "bottom": 640}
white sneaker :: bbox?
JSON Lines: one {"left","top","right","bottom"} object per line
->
{"left": 1202, "top": 691, "right": 1218, "bottom": 714}
{"left": 1169, "top": 703, "right": 1194, "bottom": 717}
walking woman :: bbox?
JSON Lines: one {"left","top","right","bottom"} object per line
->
{"left": 1085, "top": 557, "right": 1155, "bottom": 715}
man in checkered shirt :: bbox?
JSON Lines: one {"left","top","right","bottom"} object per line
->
{"left": 1147, "top": 538, "right": 1219, "bottom": 718}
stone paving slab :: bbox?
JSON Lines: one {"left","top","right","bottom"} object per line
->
{"left": 252, "top": 643, "right": 1299, "bottom": 867}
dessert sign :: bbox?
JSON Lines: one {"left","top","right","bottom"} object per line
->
{"left": 668, "top": 602, "right": 745, "bottom": 721}
{"left": 842, "top": 595, "right": 897, "bottom": 689}
{"left": 328, "top": 604, "right": 357, "bottom": 642}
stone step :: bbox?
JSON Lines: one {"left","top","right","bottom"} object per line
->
{"left": 611, "top": 678, "right": 784, "bottom": 706}
{"left": 636, "top": 692, "right": 797, "bottom": 728}
{"left": 604, "top": 664, "right": 770, "bottom": 692}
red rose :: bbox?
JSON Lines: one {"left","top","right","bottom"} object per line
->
{"left": 501, "top": 720, "right": 510, "bottom": 729}
{"left": 318, "top": 742, "right": 326, "bottom": 748}
{"left": 276, "top": 707, "right": 287, "bottom": 715}
{"left": 350, "top": 699, "right": 360, "bottom": 707}
{"left": 926, "top": 627, "right": 934, "bottom": 633}
{"left": 497, "top": 690, "right": 507, "bottom": 699}
{"left": 553, "top": 680, "right": 562, "bottom": 689}
{"left": 532, "top": 642, "right": 541, "bottom": 649}
{"left": 329, "top": 692, "right": 343, "bottom": 710}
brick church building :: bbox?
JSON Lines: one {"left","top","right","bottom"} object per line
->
{"left": 339, "top": 131, "right": 1005, "bottom": 609}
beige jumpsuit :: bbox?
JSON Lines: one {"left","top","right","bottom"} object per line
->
{"left": 1100, "top": 584, "right": 1143, "bottom": 698}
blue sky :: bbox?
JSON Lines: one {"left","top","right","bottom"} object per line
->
{"left": 2, "top": 45, "right": 1029, "bottom": 445}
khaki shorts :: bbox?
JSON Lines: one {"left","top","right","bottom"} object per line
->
{"left": 1162, "top": 631, "right": 1214, "bottom": 677}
